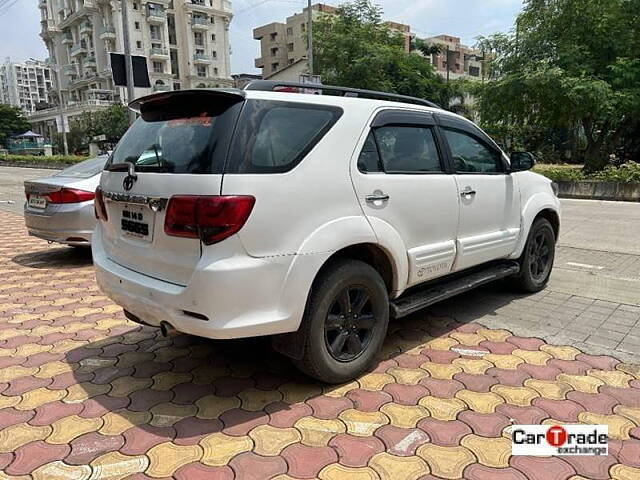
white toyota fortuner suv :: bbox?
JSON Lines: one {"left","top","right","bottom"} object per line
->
{"left": 93, "top": 81, "right": 561, "bottom": 383}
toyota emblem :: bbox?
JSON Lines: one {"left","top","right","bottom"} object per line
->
{"left": 123, "top": 175, "right": 136, "bottom": 191}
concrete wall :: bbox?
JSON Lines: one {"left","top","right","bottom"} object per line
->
{"left": 557, "top": 181, "right": 640, "bottom": 202}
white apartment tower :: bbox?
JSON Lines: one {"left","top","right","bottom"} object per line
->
{"left": 0, "top": 59, "right": 54, "bottom": 114}
{"left": 33, "top": 0, "right": 233, "bottom": 139}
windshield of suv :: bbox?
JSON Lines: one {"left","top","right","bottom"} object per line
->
{"left": 106, "top": 94, "right": 243, "bottom": 174}
{"left": 55, "top": 156, "right": 108, "bottom": 178}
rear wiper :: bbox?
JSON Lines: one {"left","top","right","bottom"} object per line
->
{"left": 105, "top": 160, "right": 138, "bottom": 181}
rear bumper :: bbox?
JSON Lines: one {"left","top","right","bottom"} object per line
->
{"left": 24, "top": 202, "right": 95, "bottom": 245}
{"left": 92, "top": 230, "right": 330, "bottom": 340}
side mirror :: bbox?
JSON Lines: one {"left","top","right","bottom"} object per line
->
{"left": 510, "top": 152, "right": 536, "bottom": 172}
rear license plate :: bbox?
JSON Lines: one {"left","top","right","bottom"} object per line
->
{"left": 121, "top": 205, "right": 154, "bottom": 242}
{"left": 28, "top": 195, "right": 47, "bottom": 209}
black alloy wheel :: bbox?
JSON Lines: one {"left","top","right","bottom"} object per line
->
{"left": 528, "top": 230, "right": 552, "bottom": 282}
{"left": 324, "top": 286, "right": 376, "bottom": 362}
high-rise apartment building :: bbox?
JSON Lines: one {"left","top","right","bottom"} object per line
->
{"left": 0, "top": 59, "right": 54, "bottom": 114}
{"left": 253, "top": 3, "right": 412, "bottom": 79}
{"left": 32, "top": 0, "right": 233, "bottom": 140}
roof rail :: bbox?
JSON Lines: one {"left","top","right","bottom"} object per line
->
{"left": 244, "top": 80, "right": 441, "bottom": 109}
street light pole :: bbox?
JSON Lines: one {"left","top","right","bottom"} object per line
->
{"left": 307, "top": 0, "right": 313, "bottom": 75}
{"left": 121, "top": 0, "right": 136, "bottom": 125}
{"left": 37, "top": 58, "right": 68, "bottom": 156}
{"left": 55, "top": 66, "right": 69, "bottom": 156}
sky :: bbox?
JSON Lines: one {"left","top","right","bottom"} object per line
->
{"left": 0, "top": 0, "right": 523, "bottom": 74}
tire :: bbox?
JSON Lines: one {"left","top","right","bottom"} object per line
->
{"left": 512, "top": 218, "right": 556, "bottom": 293}
{"left": 294, "top": 259, "right": 389, "bottom": 383}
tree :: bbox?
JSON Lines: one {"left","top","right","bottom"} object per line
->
{"left": 0, "top": 104, "right": 30, "bottom": 147}
{"left": 476, "top": 0, "right": 640, "bottom": 171}
{"left": 53, "top": 104, "right": 129, "bottom": 155}
{"left": 313, "top": 0, "right": 452, "bottom": 106}
{"left": 95, "top": 104, "right": 129, "bottom": 144}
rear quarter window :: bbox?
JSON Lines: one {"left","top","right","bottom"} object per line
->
{"left": 226, "top": 100, "right": 343, "bottom": 174}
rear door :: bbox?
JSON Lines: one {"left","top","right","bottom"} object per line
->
{"left": 437, "top": 115, "right": 521, "bottom": 271}
{"left": 98, "top": 91, "right": 243, "bottom": 286}
{"left": 351, "top": 109, "right": 460, "bottom": 287}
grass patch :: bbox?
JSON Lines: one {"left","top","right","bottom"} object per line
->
{"left": 0, "top": 154, "right": 88, "bottom": 168}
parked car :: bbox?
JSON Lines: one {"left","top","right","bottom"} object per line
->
{"left": 93, "top": 82, "right": 560, "bottom": 383}
{"left": 24, "top": 155, "right": 107, "bottom": 246}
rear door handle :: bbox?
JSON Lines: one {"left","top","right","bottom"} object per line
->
{"left": 460, "top": 188, "right": 476, "bottom": 197}
{"left": 366, "top": 193, "right": 390, "bottom": 203}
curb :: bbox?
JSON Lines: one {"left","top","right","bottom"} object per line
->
{"left": 556, "top": 181, "right": 640, "bottom": 202}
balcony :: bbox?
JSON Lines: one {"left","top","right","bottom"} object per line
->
{"left": 63, "top": 64, "right": 79, "bottom": 76}
{"left": 153, "top": 84, "right": 171, "bottom": 92}
{"left": 99, "top": 25, "right": 116, "bottom": 40}
{"left": 70, "top": 41, "right": 88, "bottom": 57}
{"left": 150, "top": 47, "right": 170, "bottom": 59}
{"left": 146, "top": 8, "right": 167, "bottom": 23}
{"left": 191, "top": 17, "right": 209, "bottom": 29}
{"left": 62, "top": 32, "right": 73, "bottom": 45}
{"left": 85, "top": 55, "right": 96, "bottom": 68}
{"left": 79, "top": 21, "right": 93, "bottom": 35}
{"left": 40, "top": 20, "right": 60, "bottom": 37}
{"left": 193, "top": 53, "right": 211, "bottom": 64}
{"left": 187, "top": 0, "right": 232, "bottom": 15}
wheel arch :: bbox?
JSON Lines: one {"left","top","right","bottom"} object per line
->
{"left": 535, "top": 208, "right": 560, "bottom": 241}
{"left": 319, "top": 243, "right": 396, "bottom": 295}
{"left": 510, "top": 192, "right": 561, "bottom": 259}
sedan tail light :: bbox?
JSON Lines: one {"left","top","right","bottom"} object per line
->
{"left": 46, "top": 188, "right": 95, "bottom": 204}
{"left": 164, "top": 195, "right": 255, "bottom": 245}
{"left": 94, "top": 186, "right": 108, "bottom": 221}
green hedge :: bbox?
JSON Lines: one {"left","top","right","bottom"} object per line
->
{"left": 534, "top": 162, "right": 640, "bottom": 184}
{"left": 0, "top": 154, "right": 88, "bottom": 166}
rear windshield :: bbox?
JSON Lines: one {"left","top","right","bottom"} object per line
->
{"left": 106, "top": 95, "right": 341, "bottom": 174}
{"left": 55, "top": 156, "right": 107, "bottom": 178}
{"left": 106, "top": 94, "right": 243, "bottom": 174}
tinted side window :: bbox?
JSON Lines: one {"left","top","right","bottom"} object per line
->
{"left": 442, "top": 128, "right": 503, "bottom": 173}
{"left": 226, "top": 100, "right": 342, "bottom": 173}
{"left": 374, "top": 126, "right": 442, "bottom": 173}
{"left": 358, "top": 132, "right": 382, "bottom": 173}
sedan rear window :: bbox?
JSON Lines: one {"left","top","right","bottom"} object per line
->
{"left": 226, "top": 100, "right": 342, "bottom": 173}
{"left": 55, "top": 156, "right": 108, "bottom": 178}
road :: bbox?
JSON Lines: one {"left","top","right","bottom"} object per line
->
{"left": 0, "top": 165, "right": 57, "bottom": 215}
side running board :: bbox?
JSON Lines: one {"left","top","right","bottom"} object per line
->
{"left": 390, "top": 261, "right": 520, "bottom": 319}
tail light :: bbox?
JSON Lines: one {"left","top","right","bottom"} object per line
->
{"left": 94, "top": 186, "right": 108, "bottom": 221}
{"left": 45, "top": 188, "right": 95, "bottom": 204}
{"left": 164, "top": 195, "right": 255, "bottom": 245}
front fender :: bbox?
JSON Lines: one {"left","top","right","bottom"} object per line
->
{"left": 510, "top": 191, "right": 561, "bottom": 259}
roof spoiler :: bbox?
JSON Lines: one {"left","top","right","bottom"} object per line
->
{"left": 128, "top": 88, "right": 245, "bottom": 113}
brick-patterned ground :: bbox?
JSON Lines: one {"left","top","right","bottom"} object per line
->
{"left": 0, "top": 209, "right": 639, "bottom": 480}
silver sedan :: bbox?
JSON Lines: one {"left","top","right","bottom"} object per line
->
{"left": 24, "top": 156, "right": 107, "bottom": 246}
